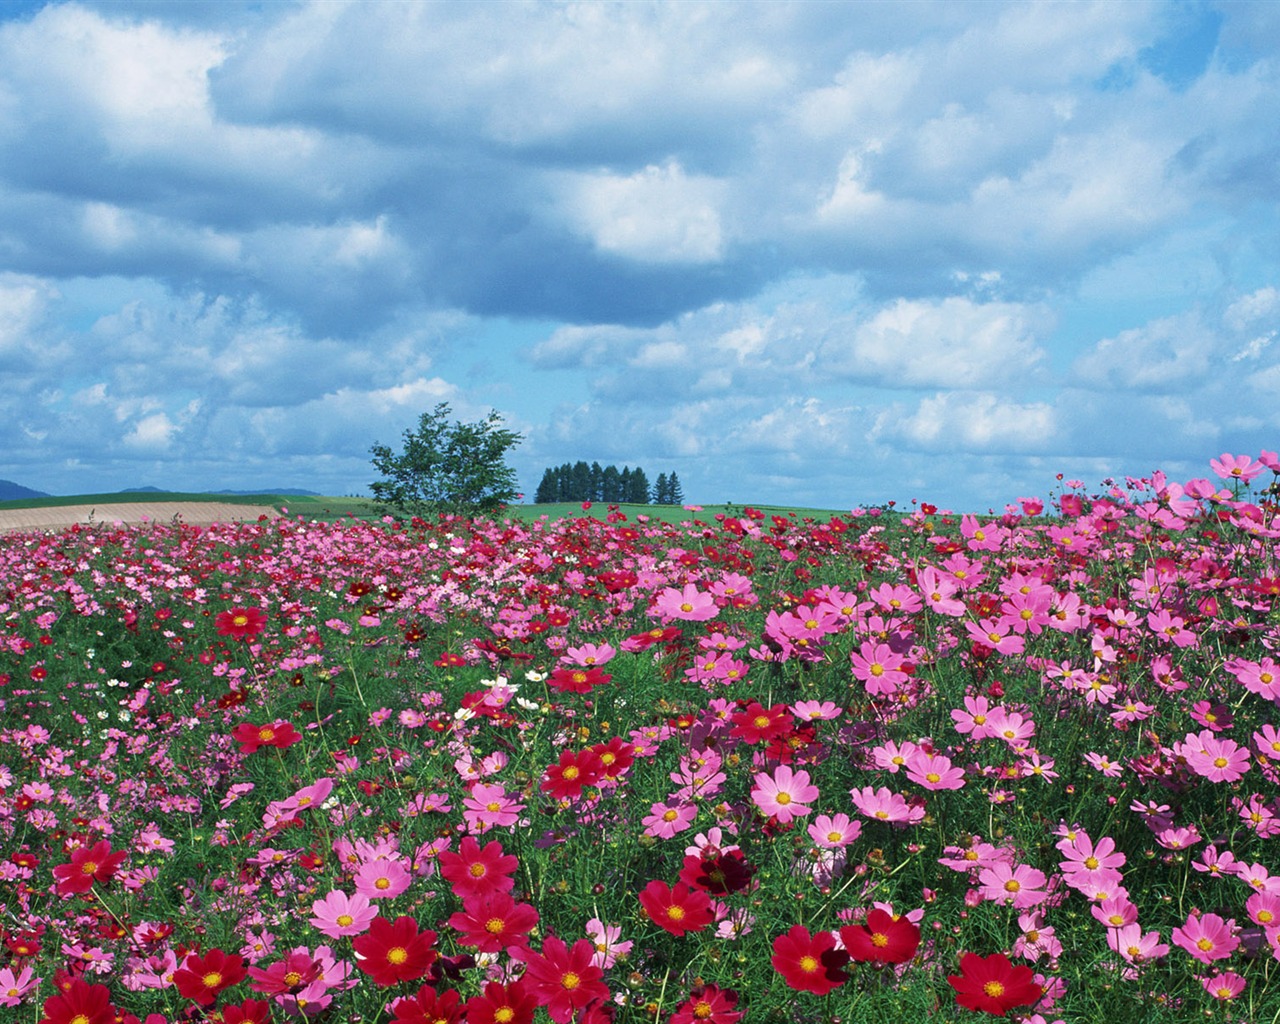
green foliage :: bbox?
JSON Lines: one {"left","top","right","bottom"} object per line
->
{"left": 369, "top": 402, "right": 522, "bottom": 518}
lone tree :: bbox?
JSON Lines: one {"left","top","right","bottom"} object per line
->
{"left": 369, "top": 403, "right": 522, "bottom": 518}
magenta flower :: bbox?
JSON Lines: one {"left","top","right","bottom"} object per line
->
{"left": 978, "top": 862, "right": 1047, "bottom": 909}
{"left": 807, "top": 813, "right": 862, "bottom": 850}
{"left": 462, "top": 782, "right": 525, "bottom": 831}
{"left": 352, "top": 858, "right": 412, "bottom": 900}
{"left": 642, "top": 801, "right": 697, "bottom": 839}
{"left": 850, "top": 785, "right": 924, "bottom": 826}
{"left": 1171, "top": 912, "right": 1239, "bottom": 964}
{"left": 310, "top": 890, "right": 377, "bottom": 938}
{"left": 1202, "top": 971, "right": 1246, "bottom": 1001}
{"left": 651, "top": 584, "right": 717, "bottom": 622}
{"left": 904, "top": 750, "right": 966, "bottom": 791}
{"left": 751, "top": 765, "right": 818, "bottom": 825}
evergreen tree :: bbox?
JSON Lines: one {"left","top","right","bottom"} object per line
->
{"left": 602, "top": 464, "right": 622, "bottom": 503}
{"left": 619, "top": 467, "right": 632, "bottom": 502}
{"left": 668, "top": 471, "right": 684, "bottom": 505}
{"left": 571, "top": 461, "right": 591, "bottom": 502}
{"left": 653, "top": 472, "right": 669, "bottom": 504}
{"left": 534, "top": 467, "right": 558, "bottom": 503}
{"left": 590, "top": 461, "right": 604, "bottom": 502}
{"left": 627, "top": 466, "right": 650, "bottom": 504}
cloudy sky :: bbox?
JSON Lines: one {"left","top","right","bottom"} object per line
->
{"left": 1, "top": 0, "right": 1277, "bottom": 511}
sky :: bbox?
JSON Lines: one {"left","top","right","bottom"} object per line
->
{"left": 1, "top": 0, "right": 1278, "bottom": 512}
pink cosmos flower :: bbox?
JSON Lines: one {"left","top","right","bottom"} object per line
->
{"left": 1171, "top": 912, "right": 1239, "bottom": 964}
{"left": 978, "top": 862, "right": 1048, "bottom": 909}
{"left": 462, "top": 783, "right": 525, "bottom": 831}
{"left": 807, "top": 813, "right": 862, "bottom": 850}
{"left": 1107, "top": 923, "right": 1169, "bottom": 965}
{"left": 1202, "top": 971, "right": 1246, "bottom": 1001}
{"left": 352, "top": 858, "right": 412, "bottom": 900}
{"left": 904, "top": 750, "right": 966, "bottom": 791}
{"left": 0, "top": 964, "right": 39, "bottom": 1007}
{"left": 850, "top": 641, "right": 909, "bottom": 696}
{"left": 651, "top": 584, "right": 718, "bottom": 622}
{"left": 310, "top": 890, "right": 377, "bottom": 938}
{"left": 1210, "top": 453, "right": 1265, "bottom": 482}
{"left": 1057, "top": 833, "right": 1125, "bottom": 887}
{"left": 851, "top": 785, "right": 925, "bottom": 826}
{"left": 642, "top": 801, "right": 698, "bottom": 839}
{"left": 1180, "top": 730, "right": 1251, "bottom": 783}
{"left": 585, "top": 918, "right": 632, "bottom": 969}
{"left": 751, "top": 765, "right": 819, "bottom": 825}
{"left": 950, "top": 695, "right": 1000, "bottom": 740}
{"left": 751, "top": 765, "right": 818, "bottom": 825}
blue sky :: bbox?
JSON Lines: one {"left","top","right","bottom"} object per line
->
{"left": 1, "top": 0, "right": 1277, "bottom": 511}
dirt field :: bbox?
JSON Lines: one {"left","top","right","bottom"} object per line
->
{"left": 0, "top": 502, "right": 281, "bottom": 535}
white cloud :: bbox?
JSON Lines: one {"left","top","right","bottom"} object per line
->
{"left": 1073, "top": 311, "right": 1223, "bottom": 391}
{"left": 875, "top": 392, "right": 1058, "bottom": 453}
{"left": 123, "top": 411, "right": 177, "bottom": 450}
{"left": 829, "top": 297, "right": 1048, "bottom": 388}
{"left": 560, "top": 161, "right": 726, "bottom": 264}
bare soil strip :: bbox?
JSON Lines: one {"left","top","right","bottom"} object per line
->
{"left": 0, "top": 502, "right": 281, "bottom": 535}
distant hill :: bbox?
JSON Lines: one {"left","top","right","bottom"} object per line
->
{"left": 121, "top": 486, "right": 322, "bottom": 496}
{"left": 0, "top": 479, "right": 51, "bottom": 500}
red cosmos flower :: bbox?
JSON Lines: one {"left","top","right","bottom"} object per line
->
{"left": 947, "top": 952, "right": 1043, "bottom": 1016}
{"left": 520, "top": 936, "right": 610, "bottom": 1024}
{"left": 678, "top": 850, "right": 756, "bottom": 895}
{"left": 547, "top": 666, "right": 611, "bottom": 694}
{"left": 730, "top": 702, "right": 792, "bottom": 744}
{"left": 247, "top": 951, "right": 322, "bottom": 994}
{"left": 448, "top": 891, "right": 539, "bottom": 953}
{"left": 670, "top": 984, "right": 743, "bottom": 1024}
{"left": 38, "top": 977, "right": 115, "bottom": 1024}
{"left": 463, "top": 980, "right": 538, "bottom": 1024}
{"left": 840, "top": 909, "right": 920, "bottom": 965}
{"left": 438, "top": 837, "right": 518, "bottom": 900}
{"left": 173, "top": 948, "right": 247, "bottom": 1006}
{"left": 771, "top": 925, "right": 849, "bottom": 995}
{"left": 389, "top": 984, "right": 464, "bottom": 1024}
{"left": 590, "top": 736, "right": 635, "bottom": 780}
{"left": 638, "top": 880, "right": 714, "bottom": 937}
{"left": 220, "top": 999, "right": 271, "bottom": 1024}
{"left": 52, "top": 840, "right": 127, "bottom": 895}
{"left": 351, "top": 916, "right": 438, "bottom": 987}
{"left": 215, "top": 607, "right": 266, "bottom": 639}
{"left": 231, "top": 720, "right": 302, "bottom": 754}
{"left": 540, "top": 748, "right": 604, "bottom": 801}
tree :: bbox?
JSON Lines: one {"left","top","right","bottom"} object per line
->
{"left": 653, "top": 472, "right": 669, "bottom": 504}
{"left": 534, "top": 467, "right": 558, "bottom": 504}
{"left": 627, "top": 466, "right": 650, "bottom": 504}
{"left": 668, "top": 471, "right": 684, "bottom": 505}
{"left": 369, "top": 403, "right": 522, "bottom": 518}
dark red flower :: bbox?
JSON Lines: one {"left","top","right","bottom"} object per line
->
{"left": 438, "top": 836, "right": 518, "bottom": 900}
{"left": 351, "top": 916, "right": 438, "bottom": 987}
{"left": 678, "top": 849, "right": 756, "bottom": 895}
{"left": 730, "top": 702, "right": 791, "bottom": 744}
{"left": 215, "top": 607, "right": 266, "bottom": 639}
{"left": 638, "top": 880, "right": 714, "bottom": 937}
{"left": 670, "top": 984, "right": 743, "bottom": 1024}
{"left": 548, "top": 666, "right": 611, "bottom": 694}
{"left": 52, "top": 840, "right": 127, "bottom": 895}
{"left": 38, "top": 977, "right": 115, "bottom": 1024}
{"left": 840, "top": 908, "right": 920, "bottom": 966}
{"left": 539, "top": 748, "right": 604, "bottom": 801}
{"left": 231, "top": 720, "right": 302, "bottom": 754}
{"left": 771, "top": 925, "right": 849, "bottom": 995}
{"left": 448, "top": 891, "right": 539, "bottom": 953}
{"left": 220, "top": 999, "right": 272, "bottom": 1024}
{"left": 173, "top": 947, "right": 246, "bottom": 1005}
{"left": 388, "top": 984, "right": 464, "bottom": 1024}
{"left": 590, "top": 736, "right": 636, "bottom": 780}
{"left": 463, "top": 980, "right": 537, "bottom": 1024}
{"left": 947, "top": 952, "right": 1043, "bottom": 1016}
{"left": 521, "top": 936, "right": 610, "bottom": 1024}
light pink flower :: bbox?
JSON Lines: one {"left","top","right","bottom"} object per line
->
{"left": 1172, "top": 912, "right": 1239, "bottom": 964}
{"left": 310, "top": 890, "right": 377, "bottom": 938}
{"left": 752, "top": 765, "right": 818, "bottom": 825}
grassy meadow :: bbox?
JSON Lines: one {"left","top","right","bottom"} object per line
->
{"left": 1, "top": 457, "right": 1278, "bottom": 1023}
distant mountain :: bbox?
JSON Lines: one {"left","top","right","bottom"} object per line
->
{"left": 118, "top": 486, "right": 322, "bottom": 496}
{"left": 0, "top": 479, "right": 51, "bottom": 500}
{"left": 213, "top": 488, "right": 322, "bottom": 496}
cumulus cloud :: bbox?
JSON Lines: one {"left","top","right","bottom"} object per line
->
{"left": 0, "top": 1, "right": 1277, "bottom": 509}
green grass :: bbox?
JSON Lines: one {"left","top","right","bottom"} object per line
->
{"left": 2, "top": 491, "right": 853, "bottom": 525}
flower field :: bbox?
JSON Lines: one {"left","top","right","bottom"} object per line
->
{"left": 2, "top": 455, "right": 1280, "bottom": 1024}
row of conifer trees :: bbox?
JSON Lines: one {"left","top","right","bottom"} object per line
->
{"left": 533, "top": 462, "right": 684, "bottom": 505}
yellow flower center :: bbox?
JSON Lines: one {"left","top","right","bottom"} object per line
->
{"left": 561, "top": 971, "right": 581, "bottom": 990}
{"left": 798, "top": 955, "right": 819, "bottom": 973}
{"left": 387, "top": 946, "right": 408, "bottom": 964}
{"left": 983, "top": 980, "right": 1005, "bottom": 998}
